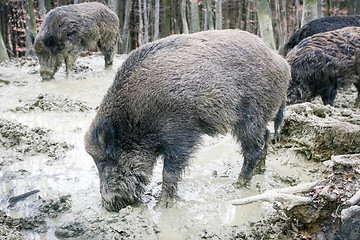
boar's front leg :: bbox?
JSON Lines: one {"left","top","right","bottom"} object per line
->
{"left": 161, "top": 128, "right": 200, "bottom": 201}
{"left": 64, "top": 56, "right": 76, "bottom": 77}
{"left": 354, "top": 79, "right": 360, "bottom": 108}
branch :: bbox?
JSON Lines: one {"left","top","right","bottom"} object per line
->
{"left": 232, "top": 181, "right": 320, "bottom": 209}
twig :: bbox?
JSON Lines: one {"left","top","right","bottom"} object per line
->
{"left": 232, "top": 182, "right": 319, "bottom": 209}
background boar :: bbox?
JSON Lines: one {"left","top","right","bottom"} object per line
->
{"left": 34, "top": 2, "right": 119, "bottom": 80}
{"left": 279, "top": 15, "right": 360, "bottom": 57}
{"left": 84, "top": 29, "right": 290, "bottom": 212}
{"left": 286, "top": 26, "right": 360, "bottom": 106}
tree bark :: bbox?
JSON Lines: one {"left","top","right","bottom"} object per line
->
{"left": 205, "top": 0, "right": 214, "bottom": 30}
{"left": 138, "top": 0, "right": 143, "bottom": 46}
{"left": 0, "top": 26, "right": 9, "bottom": 61}
{"left": 161, "top": 0, "right": 171, "bottom": 37}
{"left": 154, "top": 0, "right": 160, "bottom": 40}
{"left": 356, "top": 0, "right": 360, "bottom": 14}
{"left": 121, "top": 0, "right": 132, "bottom": 53}
{"left": 215, "top": 0, "right": 222, "bottom": 30}
{"left": 180, "top": 0, "right": 189, "bottom": 34}
{"left": 254, "top": 0, "right": 276, "bottom": 49}
{"left": 190, "top": 0, "right": 200, "bottom": 33}
{"left": 302, "top": 0, "right": 318, "bottom": 25}
{"left": 143, "top": 0, "right": 149, "bottom": 44}
{"left": 25, "top": 0, "right": 37, "bottom": 56}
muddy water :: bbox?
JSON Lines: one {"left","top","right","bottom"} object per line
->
{"left": 0, "top": 55, "right": 327, "bottom": 239}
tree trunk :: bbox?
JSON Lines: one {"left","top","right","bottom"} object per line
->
{"left": 302, "top": 0, "right": 318, "bottom": 25}
{"left": 355, "top": 0, "right": 360, "bottom": 14}
{"left": 45, "top": 0, "right": 51, "bottom": 12}
{"left": 205, "top": 0, "right": 214, "bottom": 30}
{"left": 143, "top": 0, "right": 149, "bottom": 44}
{"left": 0, "top": 26, "right": 9, "bottom": 61}
{"left": 215, "top": 0, "right": 222, "bottom": 30}
{"left": 154, "top": 0, "right": 160, "bottom": 40}
{"left": 254, "top": 0, "right": 276, "bottom": 49}
{"left": 180, "top": 0, "right": 189, "bottom": 34}
{"left": 190, "top": 0, "right": 200, "bottom": 33}
{"left": 121, "top": 0, "right": 132, "bottom": 53}
{"left": 295, "top": 0, "right": 301, "bottom": 28}
{"left": 25, "top": 0, "right": 37, "bottom": 56}
{"left": 39, "top": 0, "right": 46, "bottom": 17}
{"left": 161, "top": 0, "right": 171, "bottom": 37}
{"left": 317, "top": 0, "right": 323, "bottom": 17}
{"left": 138, "top": 0, "right": 143, "bottom": 46}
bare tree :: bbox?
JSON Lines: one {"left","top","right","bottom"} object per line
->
{"left": 143, "top": 0, "right": 149, "bottom": 44}
{"left": 215, "top": 0, "right": 222, "bottom": 30}
{"left": 154, "top": 0, "right": 160, "bottom": 40}
{"left": 356, "top": 0, "right": 360, "bottom": 14}
{"left": 39, "top": 0, "right": 46, "bottom": 17}
{"left": 138, "top": 0, "right": 144, "bottom": 46}
{"left": 181, "top": 0, "right": 189, "bottom": 34}
{"left": 121, "top": 0, "right": 132, "bottom": 53}
{"left": 0, "top": 26, "right": 8, "bottom": 61}
{"left": 255, "top": 0, "right": 276, "bottom": 49}
{"left": 190, "top": 0, "right": 200, "bottom": 33}
{"left": 24, "top": 0, "right": 37, "bottom": 56}
{"left": 205, "top": 0, "right": 214, "bottom": 30}
{"left": 302, "top": 0, "right": 318, "bottom": 25}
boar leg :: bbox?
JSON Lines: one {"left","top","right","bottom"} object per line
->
{"left": 320, "top": 82, "right": 337, "bottom": 105}
{"left": 354, "top": 79, "right": 360, "bottom": 108}
{"left": 64, "top": 56, "right": 76, "bottom": 77}
{"left": 99, "top": 45, "right": 115, "bottom": 68}
{"left": 236, "top": 108, "right": 269, "bottom": 186}
{"left": 161, "top": 130, "right": 200, "bottom": 200}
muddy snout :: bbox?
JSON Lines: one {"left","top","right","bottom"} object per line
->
{"left": 101, "top": 193, "right": 138, "bottom": 212}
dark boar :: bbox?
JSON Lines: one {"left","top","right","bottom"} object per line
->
{"left": 84, "top": 29, "right": 290, "bottom": 211}
{"left": 34, "top": 2, "right": 119, "bottom": 80}
{"left": 286, "top": 26, "right": 360, "bottom": 106}
{"left": 279, "top": 15, "right": 360, "bottom": 57}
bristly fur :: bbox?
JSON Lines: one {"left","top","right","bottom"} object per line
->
{"left": 279, "top": 15, "right": 360, "bottom": 56}
{"left": 34, "top": 2, "right": 119, "bottom": 80}
{"left": 286, "top": 26, "right": 360, "bottom": 106}
{"left": 85, "top": 29, "right": 291, "bottom": 212}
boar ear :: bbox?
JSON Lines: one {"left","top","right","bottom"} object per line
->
{"left": 93, "top": 119, "right": 116, "bottom": 158}
{"left": 43, "top": 35, "right": 61, "bottom": 53}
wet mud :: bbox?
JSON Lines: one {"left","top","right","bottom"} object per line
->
{"left": 0, "top": 54, "right": 359, "bottom": 239}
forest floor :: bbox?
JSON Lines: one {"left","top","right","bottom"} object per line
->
{"left": 0, "top": 54, "right": 359, "bottom": 240}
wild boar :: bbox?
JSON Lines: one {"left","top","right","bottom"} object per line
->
{"left": 34, "top": 2, "right": 119, "bottom": 80}
{"left": 84, "top": 29, "right": 291, "bottom": 211}
{"left": 286, "top": 26, "right": 360, "bottom": 106}
{"left": 279, "top": 15, "right": 360, "bottom": 57}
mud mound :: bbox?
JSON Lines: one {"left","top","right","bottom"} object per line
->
{"left": 39, "top": 195, "right": 72, "bottom": 218}
{"left": 279, "top": 102, "right": 360, "bottom": 161}
{"left": 0, "top": 210, "right": 46, "bottom": 240}
{"left": 0, "top": 118, "right": 73, "bottom": 164}
{"left": 12, "top": 93, "right": 92, "bottom": 112}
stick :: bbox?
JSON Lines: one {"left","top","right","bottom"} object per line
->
{"left": 232, "top": 182, "right": 319, "bottom": 208}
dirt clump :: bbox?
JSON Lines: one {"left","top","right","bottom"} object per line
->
{"left": 12, "top": 93, "right": 92, "bottom": 112}
{"left": 39, "top": 195, "right": 72, "bottom": 218}
{"left": 278, "top": 102, "right": 360, "bottom": 161}
{"left": 0, "top": 118, "right": 73, "bottom": 167}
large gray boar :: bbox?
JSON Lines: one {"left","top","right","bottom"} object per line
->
{"left": 85, "top": 29, "right": 290, "bottom": 212}
{"left": 34, "top": 2, "right": 119, "bottom": 80}
{"left": 286, "top": 26, "right": 360, "bottom": 106}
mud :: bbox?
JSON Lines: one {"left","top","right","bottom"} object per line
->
{"left": 0, "top": 54, "right": 359, "bottom": 239}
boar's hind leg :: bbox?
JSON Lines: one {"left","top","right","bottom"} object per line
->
{"left": 64, "top": 56, "right": 76, "bottom": 76}
{"left": 235, "top": 109, "right": 270, "bottom": 186}
{"left": 354, "top": 80, "right": 360, "bottom": 108}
